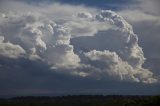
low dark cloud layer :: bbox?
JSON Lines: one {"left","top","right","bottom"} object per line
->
{"left": 0, "top": 57, "right": 160, "bottom": 97}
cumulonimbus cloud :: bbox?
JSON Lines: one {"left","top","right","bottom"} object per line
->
{"left": 0, "top": 1, "right": 158, "bottom": 84}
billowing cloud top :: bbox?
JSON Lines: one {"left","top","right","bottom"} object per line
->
{"left": 0, "top": 1, "right": 159, "bottom": 85}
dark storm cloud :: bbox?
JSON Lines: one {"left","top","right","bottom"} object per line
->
{"left": 1, "top": 0, "right": 136, "bottom": 10}
{"left": 0, "top": 57, "right": 160, "bottom": 97}
{"left": 47, "top": 0, "right": 136, "bottom": 9}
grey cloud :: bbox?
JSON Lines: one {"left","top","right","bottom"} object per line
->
{"left": 137, "top": 0, "right": 160, "bottom": 15}
{"left": 117, "top": 0, "right": 160, "bottom": 83}
{"left": 71, "top": 10, "right": 157, "bottom": 83}
{"left": 83, "top": 50, "right": 157, "bottom": 83}
{"left": 0, "top": 57, "right": 159, "bottom": 97}
{"left": 0, "top": 1, "right": 159, "bottom": 84}
{"left": 0, "top": 12, "right": 80, "bottom": 68}
{"left": 0, "top": 36, "right": 25, "bottom": 58}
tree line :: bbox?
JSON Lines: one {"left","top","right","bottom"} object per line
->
{"left": 0, "top": 95, "right": 160, "bottom": 106}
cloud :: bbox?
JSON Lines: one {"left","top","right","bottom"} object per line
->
{"left": 0, "top": 0, "right": 159, "bottom": 84}
{"left": 117, "top": 0, "right": 160, "bottom": 82}
{"left": 119, "top": 10, "right": 160, "bottom": 24}
{"left": 84, "top": 50, "right": 157, "bottom": 83}
{"left": 0, "top": 57, "right": 159, "bottom": 96}
{"left": 0, "top": 36, "right": 25, "bottom": 59}
{"left": 136, "top": 0, "right": 160, "bottom": 15}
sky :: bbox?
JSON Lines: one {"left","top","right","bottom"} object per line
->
{"left": 0, "top": 0, "right": 160, "bottom": 97}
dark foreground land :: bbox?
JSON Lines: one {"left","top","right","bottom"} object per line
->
{"left": 0, "top": 95, "right": 160, "bottom": 106}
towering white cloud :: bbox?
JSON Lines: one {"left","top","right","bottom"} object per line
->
{"left": 0, "top": 1, "right": 158, "bottom": 83}
{"left": 0, "top": 11, "right": 80, "bottom": 69}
